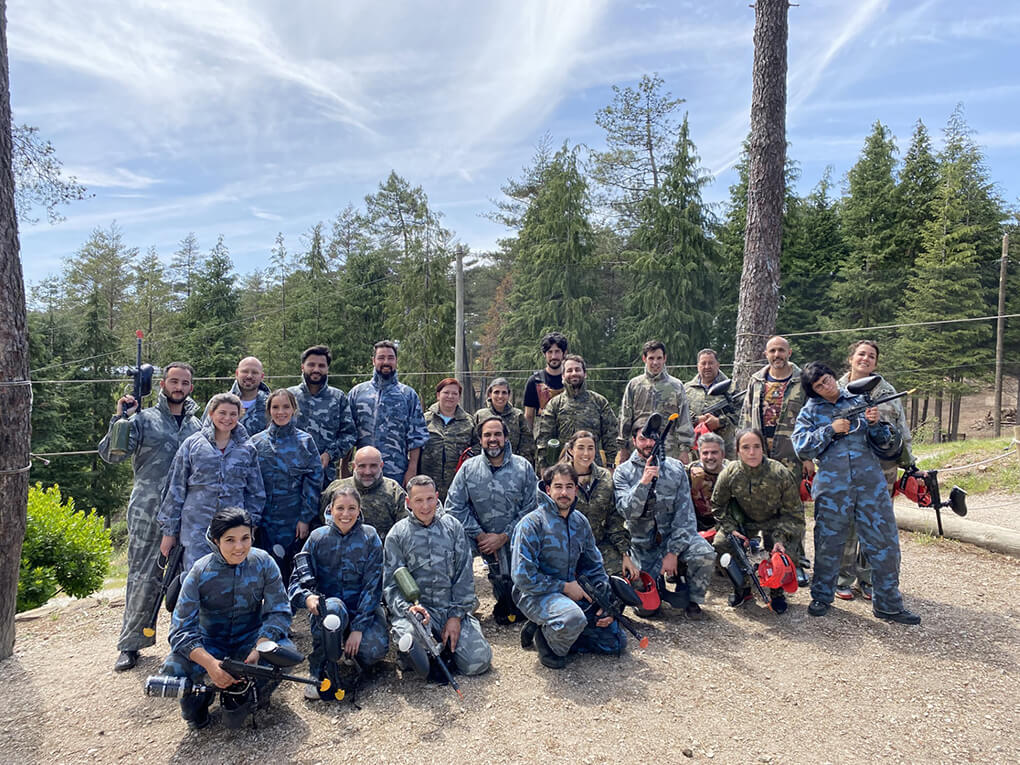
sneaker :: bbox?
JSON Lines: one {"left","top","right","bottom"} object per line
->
{"left": 857, "top": 583, "right": 873, "bottom": 601}
{"left": 534, "top": 628, "right": 566, "bottom": 669}
{"left": 874, "top": 608, "right": 921, "bottom": 625}
{"left": 114, "top": 650, "right": 139, "bottom": 672}
{"left": 834, "top": 586, "right": 854, "bottom": 601}
{"left": 770, "top": 594, "right": 788, "bottom": 614}
{"left": 808, "top": 599, "right": 829, "bottom": 617}
{"left": 728, "top": 587, "right": 752, "bottom": 607}
{"left": 684, "top": 603, "right": 705, "bottom": 621}
{"left": 304, "top": 683, "right": 319, "bottom": 700}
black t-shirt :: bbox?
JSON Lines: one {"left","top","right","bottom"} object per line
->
{"left": 523, "top": 369, "right": 564, "bottom": 414}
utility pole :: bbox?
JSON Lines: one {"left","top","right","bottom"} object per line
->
{"left": 994, "top": 233, "right": 1008, "bottom": 437}
{"left": 455, "top": 245, "right": 465, "bottom": 391}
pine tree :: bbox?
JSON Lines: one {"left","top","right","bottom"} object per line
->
{"left": 63, "top": 223, "right": 137, "bottom": 333}
{"left": 616, "top": 115, "right": 717, "bottom": 368}
{"left": 894, "top": 120, "right": 939, "bottom": 267}
{"left": 170, "top": 232, "right": 203, "bottom": 303}
{"left": 129, "top": 247, "right": 173, "bottom": 360}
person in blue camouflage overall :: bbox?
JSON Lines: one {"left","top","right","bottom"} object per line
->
{"left": 99, "top": 362, "right": 202, "bottom": 672}
{"left": 250, "top": 388, "right": 323, "bottom": 583}
{"left": 385, "top": 476, "right": 492, "bottom": 678}
{"left": 792, "top": 362, "right": 921, "bottom": 625}
{"left": 289, "top": 486, "right": 388, "bottom": 699}
{"left": 349, "top": 340, "right": 430, "bottom": 488}
{"left": 512, "top": 464, "right": 626, "bottom": 669}
{"left": 614, "top": 416, "right": 715, "bottom": 620}
{"left": 158, "top": 393, "right": 266, "bottom": 572}
{"left": 288, "top": 345, "right": 357, "bottom": 486}
{"left": 203, "top": 356, "right": 271, "bottom": 437}
{"left": 445, "top": 415, "right": 538, "bottom": 622}
{"left": 157, "top": 508, "right": 295, "bottom": 730}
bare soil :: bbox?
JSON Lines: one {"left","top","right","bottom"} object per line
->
{"left": 3, "top": 519, "right": 1018, "bottom": 765}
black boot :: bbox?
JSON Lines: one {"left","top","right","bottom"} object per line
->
{"left": 114, "top": 650, "right": 139, "bottom": 672}
{"left": 181, "top": 689, "right": 214, "bottom": 731}
{"left": 728, "top": 586, "right": 752, "bottom": 607}
{"left": 520, "top": 620, "right": 538, "bottom": 650}
{"left": 533, "top": 628, "right": 566, "bottom": 669}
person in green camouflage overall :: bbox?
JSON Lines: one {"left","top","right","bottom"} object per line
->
{"left": 685, "top": 348, "right": 738, "bottom": 458}
{"left": 617, "top": 340, "right": 694, "bottom": 465}
{"left": 740, "top": 336, "right": 813, "bottom": 574}
{"left": 711, "top": 428, "right": 805, "bottom": 612}
{"left": 536, "top": 355, "right": 618, "bottom": 473}
{"left": 420, "top": 378, "right": 477, "bottom": 500}
{"left": 835, "top": 340, "right": 917, "bottom": 601}
{"left": 322, "top": 446, "right": 407, "bottom": 540}
{"left": 562, "top": 431, "right": 638, "bottom": 580}
{"left": 474, "top": 377, "right": 535, "bottom": 466}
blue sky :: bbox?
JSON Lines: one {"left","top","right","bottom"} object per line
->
{"left": 10, "top": 0, "right": 1020, "bottom": 288}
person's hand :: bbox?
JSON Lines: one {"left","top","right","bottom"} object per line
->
{"left": 622, "top": 555, "right": 640, "bottom": 581}
{"left": 802, "top": 460, "right": 816, "bottom": 478}
{"left": 562, "top": 580, "right": 590, "bottom": 602}
{"left": 320, "top": 453, "right": 331, "bottom": 470}
{"left": 640, "top": 454, "right": 659, "bottom": 485}
{"left": 831, "top": 418, "right": 851, "bottom": 435}
{"left": 594, "top": 609, "right": 614, "bottom": 629}
{"left": 772, "top": 542, "right": 786, "bottom": 555}
{"left": 244, "top": 647, "right": 260, "bottom": 665}
{"left": 864, "top": 406, "right": 880, "bottom": 424}
{"left": 344, "top": 630, "right": 363, "bottom": 658}
{"left": 698, "top": 414, "right": 721, "bottom": 431}
{"left": 477, "top": 532, "right": 509, "bottom": 555}
{"left": 305, "top": 594, "right": 320, "bottom": 616}
{"left": 160, "top": 535, "right": 177, "bottom": 557}
{"left": 731, "top": 531, "right": 749, "bottom": 547}
{"left": 207, "top": 663, "right": 239, "bottom": 689}
{"left": 116, "top": 395, "right": 137, "bottom": 417}
{"left": 661, "top": 552, "right": 679, "bottom": 577}
{"left": 441, "top": 617, "right": 461, "bottom": 652}
{"left": 409, "top": 604, "right": 430, "bottom": 626}
{"left": 296, "top": 521, "right": 310, "bottom": 540}
{"left": 402, "top": 467, "right": 416, "bottom": 489}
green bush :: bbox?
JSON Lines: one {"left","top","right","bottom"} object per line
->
{"left": 17, "top": 484, "right": 113, "bottom": 612}
{"left": 109, "top": 517, "right": 129, "bottom": 552}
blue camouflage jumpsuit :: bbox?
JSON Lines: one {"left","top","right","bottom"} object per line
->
{"left": 349, "top": 371, "right": 430, "bottom": 486}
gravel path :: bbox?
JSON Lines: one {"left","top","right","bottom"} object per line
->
{"left": 2, "top": 525, "right": 1017, "bottom": 765}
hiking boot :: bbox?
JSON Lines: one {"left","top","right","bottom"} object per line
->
{"left": 808, "top": 599, "right": 830, "bottom": 617}
{"left": 874, "top": 608, "right": 921, "bottom": 625}
{"left": 520, "top": 620, "right": 538, "bottom": 650}
{"left": 834, "top": 586, "right": 854, "bottom": 600}
{"left": 534, "top": 628, "right": 566, "bottom": 669}
{"left": 114, "top": 650, "right": 139, "bottom": 672}
{"left": 684, "top": 603, "right": 705, "bottom": 621}
{"left": 769, "top": 594, "right": 788, "bottom": 614}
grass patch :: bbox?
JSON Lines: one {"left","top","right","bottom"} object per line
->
{"left": 913, "top": 436, "right": 1020, "bottom": 495}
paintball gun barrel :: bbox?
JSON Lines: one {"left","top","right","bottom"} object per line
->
{"left": 719, "top": 532, "right": 772, "bottom": 608}
{"left": 578, "top": 575, "right": 649, "bottom": 649}
{"left": 109, "top": 331, "right": 154, "bottom": 456}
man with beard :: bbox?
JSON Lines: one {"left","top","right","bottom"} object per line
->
{"left": 687, "top": 432, "right": 727, "bottom": 532}
{"left": 685, "top": 348, "right": 738, "bottom": 458}
{"left": 202, "top": 356, "right": 271, "bottom": 436}
{"left": 288, "top": 345, "right": 357, "bottom": 486}
{"left": 349, "top": 340, "right": 430, "bottom": 488}
{"left": 320, "top": 446, "right": 407, "bottom": 540}
{"left": 535, "top": 354, "right": 618, "bottom": 473}
{"left": 98, "top": 362, "right": 202, "bottom": 672}
{"left": 523, "top": 332, "right": 569, "bottom": 432}
{"left": 446, "top": 416, "right": 538, "bottom": 623}
{"left": 617, "top": 340, "right": 695, "bottom": 465}
{"left": 614, "top": 417, "right": 715, "bottom": 620}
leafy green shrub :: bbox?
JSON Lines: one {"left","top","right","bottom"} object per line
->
{"left": 109, "top": 517, "right": 129, "bottom": 552}
{"left": 17, "top": 484, "right": 113, "bottom": 612}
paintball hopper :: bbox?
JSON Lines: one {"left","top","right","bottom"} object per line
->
{"left": 757, "top": 552, "right": 798, "bottom": 593}
{"left": 706, "top": 379, "right": 733, "bottom": 398}
{"left": 397, "top": 633, "right": 431, "bottom": 679}
{"left": 845, "top": 374, "right": 882, "bottom": 397}
{"left": 255, "top": 640, "right": 304, "bottom": 668}
{"left": 640, "top": 412, "right": 663, "bottom": 440}
{"left": 946, "top": 486, "right": 968, "bottom": 517}
{"left": 609, "top": 575, "right": 643, "bottom": 609}
{"left": 633, "top": 571, "right": 661, "bottom": 612}
{"left": 319, "top": 612, "right": 348, "bottom": 701}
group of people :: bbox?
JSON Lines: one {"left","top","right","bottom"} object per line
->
{"left": 99, "top": 331, "right": 922, "bottom": 732}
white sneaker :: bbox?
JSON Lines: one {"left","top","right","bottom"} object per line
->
{"left": 304, "top": 683, "right": 319, "bottom": 700}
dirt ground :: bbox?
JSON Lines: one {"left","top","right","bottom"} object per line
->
{"left": 3, "top": 517, "right": 1018, "bottom": 765}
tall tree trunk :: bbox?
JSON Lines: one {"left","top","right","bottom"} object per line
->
{"left": 733, "top": 0, "right": 788, "bottom": 386}
{"left": 910, "top": 396, "right": 919, "bottom": 431}
{"left": 0, "top": 0, "right": 30, "bottom": 660}
{"left": 934, "top": 393, "right": 944, "bottom": 444}
{"left": 921, "top": 394, "right": 929, "bottom": 426}
{"left": 950, "top": 391, "right": 962, "bottom": 440}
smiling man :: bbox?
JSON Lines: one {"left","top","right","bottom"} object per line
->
{"left": 203, "top": 356, "right": 271, "bottom": 436}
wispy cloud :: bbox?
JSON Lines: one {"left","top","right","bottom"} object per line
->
{"left": 62, "top": 167, "right": 161, "bottom": 190}
{"left": 251, "top": 207, "right": 283, "bottom": 222}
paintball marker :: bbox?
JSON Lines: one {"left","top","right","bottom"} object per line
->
{"left": 142, "top": 543, "right": 184, "bottom": 638}
{"left": 833, "top": 375, "right": 914, "bottom": 438}
{"left": 641, "top": 412, "right": 680, "bottom": 505}
{"left": 900, "top": 465, "right": 967, "bottom": 537}
{"left": 578, "top": 574, "right": 649, "bottom": 650}
{"left": 697, "top": 379, "right": 747, "bottom": 422}
{"left": 719, "top": 532, "right": 772, "bottom": 609}
{"left": 144, "top": 640, "right": 321, "bottom": 726}
{"left": 392, "top": 566, "right": 463, "bottom": 698}
{"left": 465, "top": 500, "right": 518, "bottom": 624}
{"left": 292, "top": 551, "right": 363, "bottom": 703}
{"left": 109, "top": 330, "right": 154, "bottom": 456}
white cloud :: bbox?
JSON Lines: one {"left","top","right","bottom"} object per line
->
{"left": 62, "top": 167, "right": 161, "bottom": 190}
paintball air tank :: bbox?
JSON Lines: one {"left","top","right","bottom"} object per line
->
{"left": 109, "top": 331, "right": 154, "bottom": 456}
{"left": 544, "top": 438, "right": 561, "bottom": 468}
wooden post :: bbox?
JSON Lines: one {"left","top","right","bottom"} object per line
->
{"left": 455, "top": 246, "right": 465, "bottom": 391}
{"left": 993, "top": 234, "right": 1008, "bottom": 437}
